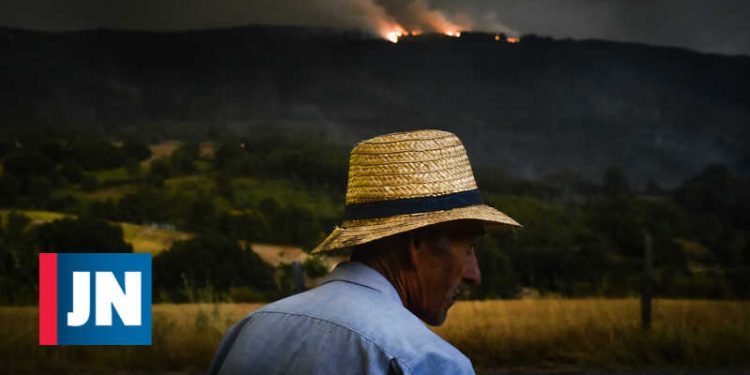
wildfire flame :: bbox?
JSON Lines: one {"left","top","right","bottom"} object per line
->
{"left": 385, "top": 30, "right": 404, "bottom": 43}
{"left": 382, "top": 28, "right": 462, "bottom": 43}
{"left": 374, "top": 1, "right": 466, "bottom": 44}
{"left": 384, "top": 29, "right": 461, "bottom": 43}
{"left": 379, "top": 19, "right": 407, "bottom": 43}
{"left": 352, "top": 0, "right": 520, "bottom": 45}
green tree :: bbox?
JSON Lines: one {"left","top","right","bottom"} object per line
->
{"left": 80, "top": 174, "right": 99, "bottom": 192}
{"left": 168, "top": 143, "right": 198, "bottom": 175}
{"left": 116, "top": 187, "right": 170, "bottom": 224}
{"left": 146, "top": 159, "right": 170, "bottom": 186}
{"left": 59, "top": 160, "right": 84, "bottom": 184}
{"left": 226, "top": 211, "right": 270, "bottom": 242}
{"left": 676, "top": 164, "right": 733, "bottom": 214}
{"left": 153, "top": 234, "right": 275, "bottom": 301}
{"left": 645, "top": 178, "right": 663, "bottom": 195}
{"left": 603, "top": 166, "right": 631, "bottom": 197}
{"left": 183, "top": 196, "right": 218, "bottom": 233}
{"left": 121, "top": 139, "right": 152, "bottom": 161}
{"left": 2, "top": 152, "right": 56, "bottom": 179}
{"left": 33, "top": 217, "right": 133, "bottom": 253}
{"left": 0, "top": 213, "right": 38, "bottom": 304}
{"left": 124, "top": 158, "right": 141, "bottom": 178}
{"left": 70, "top": 139, "right": 126, "bottom": 171}
{"left": 303, "top": 256, "right": 329, "bottom": 279}
{"left": 474, "top": 236, "right": 518, "bottom": 299}
{"left": 28, "top": 177, "right": 52, "bottom": 206}
{"left": 0, "top": 175, "right": 21, "bottom": 206}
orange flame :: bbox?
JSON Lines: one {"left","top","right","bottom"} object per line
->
{"left": 375, "top": 12, "right": 468, "bottom": 43}
{"left": 506, "top": 36, "right": 520, "bottom": 43}
{"left": 379, "top": 20, "right": 407, "bottom": 43}
{"left": 373, "top": 1, "right": 468, "bottom": 43}
{"left": 385, "top": 30, "right": 404, "bottom": 43}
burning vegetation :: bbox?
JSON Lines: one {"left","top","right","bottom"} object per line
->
{"left": 383, "top": 29, "right": 462, "bottom": 43}
{"left": 367, "top": 0, "right": 491, "bottom": 43}
{"left": 384, "top": 30, "right": 522, "bottom": 44}
{"left": 494, "top": 34, "right": 521, "bottom": 43}
{"left": 368, "top": 0, "right": 517, "bottom": 44}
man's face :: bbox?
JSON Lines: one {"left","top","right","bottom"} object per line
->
{"left": 410, "top": 221, "right": 483, "bottom": 326}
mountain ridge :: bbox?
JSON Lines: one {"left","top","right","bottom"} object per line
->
{"left": 1, "top": 24, "right": 747, "bottom": 187}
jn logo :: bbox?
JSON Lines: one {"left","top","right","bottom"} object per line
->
{"left": 39, "top": 253, "right": 151, "bottom": 345}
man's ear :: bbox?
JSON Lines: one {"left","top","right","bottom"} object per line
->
{"left": 407, "top": 233, "right": 421, "bottom": 269}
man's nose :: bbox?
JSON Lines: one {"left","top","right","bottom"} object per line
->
{"left": 463, "top": 251, "right": 481, "bottom": 286}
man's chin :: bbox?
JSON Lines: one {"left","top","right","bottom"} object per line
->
{"left": 422, "top": 309, "right": 449, "bottom": 326}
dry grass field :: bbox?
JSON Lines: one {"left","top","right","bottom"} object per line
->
{"left": 0, "top": 210, "right": 191, "bottom": 254}
{"left": 1, "top": 299, "right": 749, "bottom": 374}
{"left": 143, "top": 140, "right": 182, "bottom": 166}
{"left": 140, "top": 140, "right": 215, "bottom": 167}
{"left": 436, "top": 299, "right": 750, "bottom": 370}
{"left": 0, "top": 209, "right": 69, "bottom": 226}
{"left": 120, "top": 222, "right": 192, "bottom": 254}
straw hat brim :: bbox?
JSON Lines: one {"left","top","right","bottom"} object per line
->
{"left": 311, "top": 204, "right": 521, "bottom": 254}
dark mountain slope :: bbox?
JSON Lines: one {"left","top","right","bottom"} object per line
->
{"left": 1, "top": 25, "right": 747, "bottom": 186}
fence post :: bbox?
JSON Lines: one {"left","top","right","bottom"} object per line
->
{"left": 641, "top": 230, "right": 653, "bottom": 331}
{"left": 292, "top": 261, "right": 305, "bottom": 294}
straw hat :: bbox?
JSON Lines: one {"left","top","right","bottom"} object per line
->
{"left": 311, "top": 129, "right": 521, "bottom": 254}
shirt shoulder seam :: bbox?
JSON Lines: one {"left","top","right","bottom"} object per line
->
{"left": 252, "top": 310, "right": 416, "bottom": 374}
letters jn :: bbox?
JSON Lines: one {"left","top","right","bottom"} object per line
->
{"left": 67, "top": 271, "right": 142, "bottom": 327}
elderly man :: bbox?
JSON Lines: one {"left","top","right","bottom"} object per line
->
{"left": 209, "top": 130, "right": 520, "bottom": 375}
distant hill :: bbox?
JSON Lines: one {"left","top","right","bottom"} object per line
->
{"left": 1, "top": 25, "right": 748, "bottom": 187}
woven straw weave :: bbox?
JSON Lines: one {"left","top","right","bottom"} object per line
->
{"left": 347, "top": 131, "right": 476, "bottom": 204}
{"left": 312, "top": 129, "right": 521, "bottom": 254}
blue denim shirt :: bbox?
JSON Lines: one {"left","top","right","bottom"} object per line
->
{"left": 209, "top": 261, "right": 475, "bottom": 375}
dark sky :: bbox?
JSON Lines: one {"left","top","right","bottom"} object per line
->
{"left": 1, "top": 0, "right": 748, "bottom": 56}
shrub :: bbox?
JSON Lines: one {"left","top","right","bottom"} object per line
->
{"left": 153, "top": 234, "right": 275, "bottom": 302}
{"left": 33, "top": 216, "right": 132, "bottom": 253}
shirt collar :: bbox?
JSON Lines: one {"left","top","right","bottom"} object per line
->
{"left": 322, "top": 261, "right": 403, "bottom": 306}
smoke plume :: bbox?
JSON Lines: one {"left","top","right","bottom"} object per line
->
{"left": 0, "top": 0, "right": 518, "bottom": 40}
{"left": 373, "top": 0, "right": 466, "bottom": 33}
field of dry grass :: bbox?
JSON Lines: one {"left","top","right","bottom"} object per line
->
{"left": 1, "top": 299, "right": 749, "bottom": 374}
{"left": 0, "top": 210, "right": 191, "bottom": 254}
{"left": 436, "top": 299, "right": 750, "bottom": 370}
{"left": 140, "top": 140, "right": 215, "bottom": 167}
{"left": 142, "top": 140, "right": 182, "bottom": 166}
{"left": 120, "top": 223, "right": 192, "bottom": 254}
{"left": 0, "top": 209, "right": 69, "bottom": 226}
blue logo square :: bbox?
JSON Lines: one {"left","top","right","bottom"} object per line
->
{"left": 56, "top": 253, "right": 151, "bottom": 345}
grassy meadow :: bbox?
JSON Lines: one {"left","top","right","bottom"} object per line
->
{"left": 1, "top": 134, "right": 749, "bottom": 374}
{"left": 2, "top": 299, "right": 749, "bottom": 374}
{"left": 0, "top": 209, "right": 191, "bottom": 255}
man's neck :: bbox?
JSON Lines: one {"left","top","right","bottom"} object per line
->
{"left": 356, "top": 258, "right": 417, "bottom": 310}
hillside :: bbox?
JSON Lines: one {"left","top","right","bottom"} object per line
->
{"left": 0, "top": 209, "right": 189, "bottom": 253}
{"left": 1, "top": 25, "right": 748, "bottom": 187}
{"left": 0, "top": 128, "right": 748, "bottom": 303}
